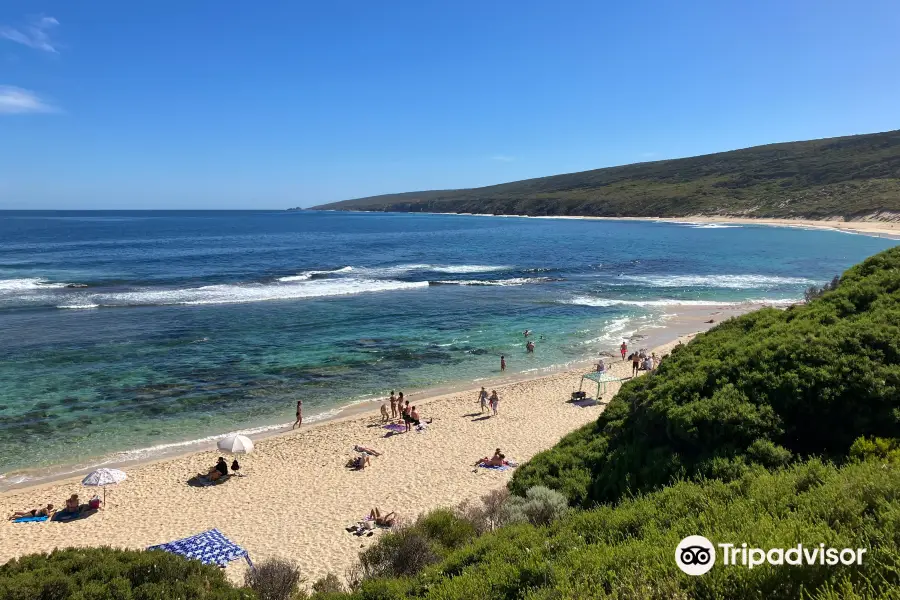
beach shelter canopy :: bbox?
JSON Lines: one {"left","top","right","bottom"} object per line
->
{"left": 82, "top": 468, "right": 127, "bottom": 487}
{"left": 148, "top": 528, "right": 253, "bottom": 567}
{"left": 579, "top": 371, "right": 627, "bottom": 398}
{"left": 217, "top": 434, "right": 254, "bottom": 455}
{"left": 82, "top": 468, "right": 127, "bottom": 504}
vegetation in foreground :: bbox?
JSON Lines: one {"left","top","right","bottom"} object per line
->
{"left": 2, "top": 246, "right": 899, "bottom": 599}
{"left": 311, "top": 129, "right": 900, "bottom": 220}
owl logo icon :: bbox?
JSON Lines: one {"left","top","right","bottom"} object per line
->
{"left": 676, "top": 536, "right": 716, "bottom": 575}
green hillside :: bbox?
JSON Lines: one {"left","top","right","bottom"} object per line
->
{"left": 311, "top": 130, "right": 900, "bottom": 219}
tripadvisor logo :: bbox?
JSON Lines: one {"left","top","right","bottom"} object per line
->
{"left": 675, "top": 536, "right": 867, "bottom": 576}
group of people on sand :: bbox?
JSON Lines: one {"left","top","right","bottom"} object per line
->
{"left": 382, "top": 391, "right": 431, "bottom": 432}
{"left": 8, "top": 493, "right": 101, "bottom": 521}
{"left": 348, "top": 444, "right": 381, "bottom": 470}
{"left": 477, "top": 387, "right": 500, "bottom": 416}
{"left": 628, "top": 349, "right": 657, "bottom": 375}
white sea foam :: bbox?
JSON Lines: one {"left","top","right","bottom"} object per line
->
{"left": 57, "top": 303, "right": 100, "bottom": 310}
{"left": 277, "top": 266, "right": 353, "bottom": 282}
{"left": 0, "top": 278, "right": 69, "bottom": 292}
{"left": 58, "top": 278, "right": 428, "bottom": 308}
{"left": 430, "top": 277, "right": 554, "bottom": 286}
{"left": 669, "top": 221, "right": 743, "bottom": 229}
{"left": 565, "top": 295, "right": 798, "bottom": 307}
{"left": 621, "top": 274, "right": 815, "bottom": 289}
{"left": 356, "top": 264, "right": 510, "bottom": 277}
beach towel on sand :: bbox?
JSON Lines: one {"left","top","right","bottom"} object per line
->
{"left": 478, "top": 464, "right": 511, "bottom": 471}
{"left": 12, "top": 515, "right": 49, "bottom": 523}
{"left": 383, "top": 423, "right": 406, "bottom": 434}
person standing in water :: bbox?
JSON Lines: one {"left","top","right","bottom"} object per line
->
{"left": 620, "top": 342, "right": 628, "bottom": 361}
{"left": 500, "top": 355, "right": 506, "bottom": 371}
{"left": 293, "top": 400, "right": 302, "bottom": 429}
{"left": 389, "top": 390, "right": 397, "bottom": 419}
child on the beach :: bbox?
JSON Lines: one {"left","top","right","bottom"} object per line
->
{"left": 380, "top": 404, "right": 389, "bottom": 422}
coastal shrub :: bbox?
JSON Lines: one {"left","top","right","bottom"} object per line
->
{"left": 456, "top": 488, "right": 510, "bottom": 533}
{"left": 318, "top": 459, "right": 900, "bottom": 599}
{"left": 0, "top": 547, "right": 254, "bottom": 600}
{"left": 355, "top": 509, "right": 480, "bottom": 582}
{"left": 244, "top": 558, "right": 304, "bottom": 600}
{"left": 501, "top": 486, "right": 569, "bottom": 526}
{"left": 510, "top": 246, "right": 900, "bottom": 506}
{"left": 307, "top": 573, "right": 347, "bottom": 599}
{"left": 805, "top": 274, "right": 842, "bottom": 302}
{"left": 849, "top": 436, "right": 900, "bottom": 463}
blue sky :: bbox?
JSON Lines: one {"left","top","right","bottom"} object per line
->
{"left": 1, "top": 1, "right": 898, "bottom": 209}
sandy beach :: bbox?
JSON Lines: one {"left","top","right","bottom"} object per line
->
{"left": 0, "top": 312, "right": 736, "bottom": 585}
{"left": 451, "top": 212, "right": 900, "bottom": 239}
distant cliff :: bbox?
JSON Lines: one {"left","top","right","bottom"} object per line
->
{"left": 310, "top": 130, "right": 900, "bottom": 220}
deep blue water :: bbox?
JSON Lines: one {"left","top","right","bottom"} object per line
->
{"left": 0, "top": 210, "right": 895, "bottom": 482}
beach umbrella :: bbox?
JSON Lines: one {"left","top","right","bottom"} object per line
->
{"left": 217, "top": 434, "right": 254, "bottom": 455}
{"left": 81, "top": 468, "right": 127, "bottom": 505}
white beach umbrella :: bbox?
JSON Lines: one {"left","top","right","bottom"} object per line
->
{"left": 81, "top": 468, "right": 127, "bottom": 505}
{"left": 217, "top": 434, "right": 254, "bottom": 455}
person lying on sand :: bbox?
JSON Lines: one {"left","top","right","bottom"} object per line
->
{"left": 354, "top": 445, "right": 382, "bottom": 456}
{"left": 475, "top": 449, "right": 505, "bottom": 467}
{"left": 8, "top": 503, "right": 55, "bottom": 520}
{"left": 369, "top": 507, "right": 397, "bottom": 527}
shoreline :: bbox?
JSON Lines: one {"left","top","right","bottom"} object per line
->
{"left": 0, "top": 326, "right": 713, "bottom": 584}
{"left": 349, "top": 210, "right": 900, "bottom": 240}
{"left": 0, "top": 302, "right": 763, "bottom": 494}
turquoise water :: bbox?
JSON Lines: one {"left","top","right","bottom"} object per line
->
{"left": 0, "top": 210, "right": 895, "bottom": 483}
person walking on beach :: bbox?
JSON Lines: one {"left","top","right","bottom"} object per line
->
{"left": 478, "top": 387, "right": 489, "bottom": 413}
{"left": 500, "top": 355, "right": 506, "bottom": 372}
{"left": 489, "top": 390, "right": 500, "bottom": 416}
{"left": 631, "top": 353, "right": 640, "bottom": 377}
{"left": 620, "top": 342, "right": 628, "bottom": 361}
{"left": 389, "top": 390, "right": 397, "bottom": 419}
{"left": 293, "top": 400, "right": 302, "bottom": 429}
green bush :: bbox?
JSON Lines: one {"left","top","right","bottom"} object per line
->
{"left": 502, "top": 486, "right": 569, "bottom": 526}
{"left": 511, "top": 246, "right": 900, "bottom": 506}
{"left": 319, "top": 459, "right": 900, "bottom": 599}
{"left": 244, "top": 558, "right": 304, "bottom": 600}
{"left": 311, "top": 573, "right": 345, "bottom": 595}
{"left": 0, "top": 547, "right": 255, "bottom": 600}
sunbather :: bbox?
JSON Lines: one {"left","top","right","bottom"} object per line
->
{"left": 369, "top": 507, "right": 397, "bottom": 527}
{"left": 475, "top": 448, "right": 505, "bottom": 467}
{"left": 8, "top": 503, "right": 54, "bottom": 520}
{"left": 354, "top": 445, "right": 382, "bottom": 456}
{"left": 64, "top": 494, "right": 80, "bottom": 514}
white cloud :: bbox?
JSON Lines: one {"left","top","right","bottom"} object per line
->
{"left": 0, "top": 86, "right": 57, "bottom": 114}
{"left": 490, "top": 155, "right": 515, "bottom": 162}
{"left": 0, "top": 15, "right": 60, "bottom": 53}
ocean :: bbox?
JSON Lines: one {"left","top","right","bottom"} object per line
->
{"left": 0, "top": 210, "right": 895, "bottom": 486}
